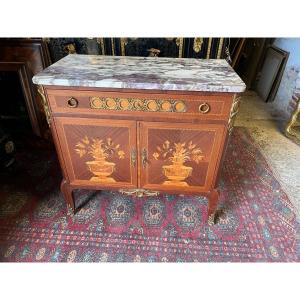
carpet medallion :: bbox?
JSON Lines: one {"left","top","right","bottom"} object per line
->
{"left": 0, "top": 127, "right": 299, "bottom": 262}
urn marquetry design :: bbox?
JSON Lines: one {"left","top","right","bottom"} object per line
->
{"left": 153, "top": 141, "right": 204, "bottom": 186}
{"left": 75, "top": 136, "right": 125, "bottom": 183}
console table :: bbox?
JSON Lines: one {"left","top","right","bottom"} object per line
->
{"left": 33, "top": 54, "right": 245, "bottom": 222}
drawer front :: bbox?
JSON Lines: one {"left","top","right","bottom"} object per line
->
{"left": 138, "top": 121, "right": 226, "bottom": 192}
{"left": 47, "top": 89, "right": 233, "bottom": 120}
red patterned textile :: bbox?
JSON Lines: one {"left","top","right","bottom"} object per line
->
{"left": 0, "top": 128, "right": 299, "bottom": 262}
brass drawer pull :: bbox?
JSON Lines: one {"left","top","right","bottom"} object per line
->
{"left": 199, "top": 102, "right": 210, "bottom": 114}
{"left": 67, "top": 97, "right": 78, "bottom": 108}
{"left": 131, "top": 148, "right": 137, "bottom": 167}
{"left": 141, "top": 148, "right": 148, "bottom": 168}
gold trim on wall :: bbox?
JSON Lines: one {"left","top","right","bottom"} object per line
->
{"left": 206, "top": 38, "right": 212, "bottom": 59}
{"left": 176, "top": 38, "right": 184, "bottom": 58}
{"left": 97, "top": 38, "right": 105, "bottom": 55}
{"left": 111, "top": 38, "right": 115, "bottom": 56}
{"left": 120, "top": 38, "right": 128, "bottom": 56}
{"left": 63, "top": 43, "right": 77, "bottom": 54}
{"left": 193, "top": 38, "right": 204, "bottom": 53}
{"left": 217, "top": 38, "right": 224, "bottom": 59}
{"left": 147, "top": 48, "right": 161, "bottom": 57}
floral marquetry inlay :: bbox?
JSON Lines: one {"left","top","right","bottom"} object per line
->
{"left": 153, "top": 141, "right": 204, "bottom": 187}
{"left": 90, "top": 97, "right": 186, "bottom": 113}
{"left": 75, "top": 137, "right": 125, "bottom": 183}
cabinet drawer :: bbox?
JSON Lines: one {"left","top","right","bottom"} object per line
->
{"left": 47, "top": 89, "right": 233, "bottom": 120}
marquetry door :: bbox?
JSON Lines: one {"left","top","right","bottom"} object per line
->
{"left": 54, "top": 117, "right": 137, "bottom": 188}
{"left": 138, "top": 122, "right": 226, "bottom": 192}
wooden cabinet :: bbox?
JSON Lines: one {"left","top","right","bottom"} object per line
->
{"left": 33, "top": 55, "right": 245, "bottom": 223}
{"left": 44, "top": 86, "right": 239, "bottom": 223}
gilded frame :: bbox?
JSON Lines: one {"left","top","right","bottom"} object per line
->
{"left": 285, "top": 99, "right": 300, "bottom": 145}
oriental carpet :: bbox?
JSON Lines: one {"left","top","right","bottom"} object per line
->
{"left": 0, "top": 127, "right": 299, "bottom": 262}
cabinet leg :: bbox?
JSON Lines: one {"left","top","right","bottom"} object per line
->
{"left": 207, "top": 189, "right": 220, "bottom": 225}
{"left": 60, "top": 179, "right": 75, "bottom": 214}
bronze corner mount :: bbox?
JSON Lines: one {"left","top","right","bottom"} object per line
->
{"left": 37, "top": 85, "right": 51, "bottom": 126}
{"left": 228, "top": 94, "right": 242, "bottom": 135}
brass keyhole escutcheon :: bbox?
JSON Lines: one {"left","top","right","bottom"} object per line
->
{"left": 141, "top": 148, "right": 148, "bottom": 168}
{"left": 199, "top": 102, "right": 210, "bottom": 114}
{"left": 131, "top": 149, "right": 137, "bottom": 167}
{"left": 67, "top": 97, "right": 78, "bottom": 108}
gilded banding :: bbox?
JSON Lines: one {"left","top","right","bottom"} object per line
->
{"left": 161, "top": 101, "right": 172, "bottom": 111}
{"left": 90, "top": 97, "right": 187, "bottom": 113}
{"left": 174, "top": 101, "right": 186, "bottom": 112}
{"left": 133, "top": 99, "right": 144, "bottom": 110}
{"left": 106, "top": 98, "right": 117, "bottom": 109}
{"left": 119, "top": 98, "right": 131, "bottom": 110}
{"left": 146, "top": 100, "right": 159, "bottom": 111}
{"left": 90, "top": 97, "right": 104, "bottom": 109}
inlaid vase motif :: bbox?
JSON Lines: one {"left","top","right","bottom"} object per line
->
{"left": 153, "top": 141, "right": 204, "bottom": 186}
{"left": 75, "top": 136, "right": 125, "bottom": 182}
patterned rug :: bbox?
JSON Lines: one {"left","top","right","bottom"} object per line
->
{"left": 0, "top": 127, "right": 299, "bottom": 262}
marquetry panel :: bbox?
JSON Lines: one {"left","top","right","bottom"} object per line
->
{"left": 54, "top": 117, "right": 137, "bottom": 188}
{"left": 139, "top": 122, "right": 225, "bottom": 192}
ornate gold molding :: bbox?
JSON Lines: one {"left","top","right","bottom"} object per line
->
{"left": 176, "top": 38, "right": 184, "bottom": 58}
{"left": 63, "top": 43, "right": 77, "bottom": 54}
{"left": 285, "top": 98, "right": 300, "bottom": 145}
{"left": 111, "top": 38, "right": 115, "bottom": 56}
{"left": 147, "top": 48, "right": 161, "bottom": 57}
{"left": 206, "top": 38, "right": 212, "bottom": 59}
{"left": 37, "top": 85, "right": 51, "bottom": 126}
{"left": 193, "top": 38, "right": 204, "bottom": 53}
{"left": 120, "top": 38, "right": 128, "bottom": 56}
{"left": 97, "top": 38, "right": 105, "bottom": 55}
{"left": 119, "top": 189, "right": 159, "bottom": 197}
{"left": 90, "top": 97, "right": 187, "bottom": 113}
{"left": 228, "top": 94, "right": 241, "bottom": 135}
{"left": 217, "top": 38, "right": 224, "bottom": 59}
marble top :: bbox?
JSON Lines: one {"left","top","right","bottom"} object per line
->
{"left": 32, "top": 54, "right": 246, "bottom": 93}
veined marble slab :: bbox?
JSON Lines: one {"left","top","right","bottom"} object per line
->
{"left": 32, "top": 54, "right": 246, "bottom": 93}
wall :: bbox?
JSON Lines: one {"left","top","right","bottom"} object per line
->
{"left": 272, "top": 38, "right": 300, "bottom": 120}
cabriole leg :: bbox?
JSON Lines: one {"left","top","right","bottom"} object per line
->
{"left": 60, "top": 179, "right": 75, "bottom": 214}
{"left": 207, "top": 189, "right": 220, "bottom": 225}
